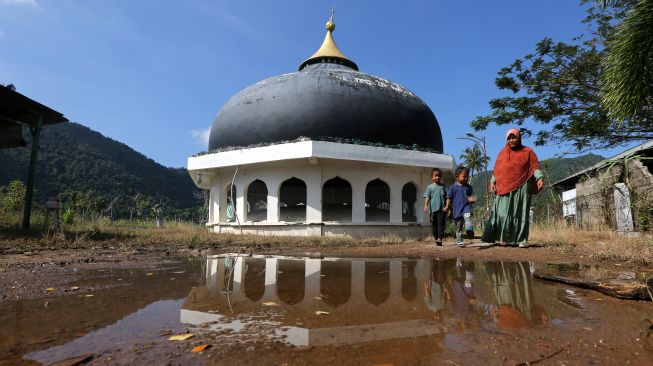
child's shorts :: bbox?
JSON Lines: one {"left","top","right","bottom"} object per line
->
{"left": 463, "top": 212, "right": 473, "bottom": 231}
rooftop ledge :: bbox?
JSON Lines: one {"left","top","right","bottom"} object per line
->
{"left": 188, "top": 140, "right": 455, "bottom": 171}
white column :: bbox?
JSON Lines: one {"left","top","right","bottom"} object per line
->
{"left": 262, "top": 258, "right": 279, "bottom": 301}
{"left": 267, "top": 179, "right": 280, "bottom": 222}
{"left": 209, "top": 181, "right": 220, "bottom": 225}
{"left": 232, "top": 256, "right": 244, "bottom": 295}
{"left": 352, "top": 182, "right": 366, "bottom": 223}
{"left": 422, "top": 172, "right": 431, "bottom": 225}
{"left": 236, "top": 182, "right": 245, "bottom": 223}
{"left": 304, "top": 259, "right": 322, "bottom": 298}
{"left": 415, "top": 183, "right": 424, "bottom": 223}
{"left": 390, "top": 183, "right": 403, "bottom": 222}
{"left": 389, "top": 259, "right": 403, "bottom": 297}
{"left": 349, "top": 260, "right": 367, "bottom": 304}
{"left": 209, "top": 257, "right": 218, "bottom": 290}
{"left": 306, "top": 168, "right": 322, "bottom": 223}
{"left": 414, "top": 258, "right": 430, "bottom": 286}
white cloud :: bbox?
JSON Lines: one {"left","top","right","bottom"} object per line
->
{"left": 1, "top": 0, "right": 39, "bottom": 7}
{"left": 190, "top": 126, "right": 211, "bottom": 146}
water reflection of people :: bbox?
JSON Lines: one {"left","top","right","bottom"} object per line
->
{"left": 423, "top": 259, "right": 477, "bottom": 320}
{"left": 449, "top": 258, "right": 475, "bottom": 316}
{"left": 484, "top": 261, "right": 548, "bottom": 329}
{"left": 423, "top": 260, "right": 449, "bottom": 319}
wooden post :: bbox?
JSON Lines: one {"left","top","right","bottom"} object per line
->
{"left": 22, "top": 116, "right": 43, "bottom": 230}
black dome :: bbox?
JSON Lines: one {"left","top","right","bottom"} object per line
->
{"left": 208, "top": 61, "right": 443, "bottom": 153}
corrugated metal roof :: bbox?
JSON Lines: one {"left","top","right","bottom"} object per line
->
{"left": 552, "top": 140, "right": 653, "bottom": 186}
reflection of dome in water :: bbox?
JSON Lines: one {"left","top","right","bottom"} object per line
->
{"left": 208, "top": 16, "right": 443, "bottom": 152}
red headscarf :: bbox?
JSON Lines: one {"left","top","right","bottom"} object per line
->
{"left": 493, "top": 129, "right": 541, "bottom": 195}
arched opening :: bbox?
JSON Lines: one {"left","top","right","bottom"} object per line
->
{"left": 322, "top": 177, "right": 352, "bottom": 221}
{"left": 243, "top": 257, "right": 266, "bottom": 302}
{"left": 279, "top": 177, "right": 307, "bottom": 222}
{"left": 365, "top": 261, "right": 390, "bottom": 305}
{"left": 402, "top": 182, "right": 418, "bottom": 222}
{"left": 225, "top": 184, "right": 237, "bottom": 222}
{"left": 246, "top": 180, "right": 267, "bottom": 222}
{"left": 365, "top": 179, "right": 390, "bottom": 222}
{"left": 277, "top": 259, "right": 305, "bottom": 305}
{"left": 321, "top": 260, "right": 351, "bottom": 307}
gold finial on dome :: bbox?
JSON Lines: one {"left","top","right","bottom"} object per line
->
{"left": 326, "top": 5, "right": 336, "bottom": 31}
{"left": 299, "top": 6, "right": 358, "bottom": 71}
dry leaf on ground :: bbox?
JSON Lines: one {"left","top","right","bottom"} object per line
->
{"left": 168, "top": 333, "right": 194, "bottom": 341}
{"left": 191, "top": 344, "right": 211, "bottom": 353}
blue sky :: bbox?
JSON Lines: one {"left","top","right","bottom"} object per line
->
{"left": 0, "top": 0, "right": 632, "bottom": 168}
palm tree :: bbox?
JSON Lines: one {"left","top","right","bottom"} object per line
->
{"left": 459, "top": 146, "right": 491, "bottom": 177}
{"left": 601, "top": 0, "right": 653, "bottom": 120}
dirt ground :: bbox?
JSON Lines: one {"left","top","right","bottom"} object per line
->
{"left": 2, "top": 235, "right": 653, "bottom": 365}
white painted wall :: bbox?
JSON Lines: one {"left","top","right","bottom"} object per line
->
{"left": 193, "top": 142, "right": 456, "bottom": 235}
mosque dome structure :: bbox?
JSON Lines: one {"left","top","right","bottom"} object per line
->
{"left": 188, "top": 14, "right": 456, "bottom": 239}
{"left": 209, "top": 17, "right": 443, "bottom": 152}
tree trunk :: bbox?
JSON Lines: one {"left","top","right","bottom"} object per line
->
{"left": 533, "top": 273, "right": 651, "bottom": 301}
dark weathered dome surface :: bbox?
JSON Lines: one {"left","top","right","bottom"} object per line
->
{"left": 208, "top": 16, "right": 443, "bottom": 153}
{"left": 208, "top": 62, "right": 443, "bottom": 152}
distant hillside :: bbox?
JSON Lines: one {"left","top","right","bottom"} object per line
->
{"left": 469, "top": 153, "right": 604, "bottom": 209}
{"left": 0, "top": 122, "right": 199, "bottom": 213}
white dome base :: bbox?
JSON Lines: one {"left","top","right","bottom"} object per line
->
{"left": 188, "top": 140, "right": 457, "bottom": 239}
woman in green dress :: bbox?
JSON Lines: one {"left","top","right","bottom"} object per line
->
{"left": 482, "top": 129, "right": 545, "bottom": 247}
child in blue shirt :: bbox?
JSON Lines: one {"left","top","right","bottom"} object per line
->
{"left": 444, "top": 166, "right": 475, "bottom": 247}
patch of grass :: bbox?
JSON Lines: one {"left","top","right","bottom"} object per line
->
{"left": 531, "top": 223, "right": 653, "bottom": 264}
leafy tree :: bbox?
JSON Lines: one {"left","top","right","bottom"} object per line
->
{"left": 0, "top": 180, "right": 26, "bottom": 213}
{"left": 602, "top": 0, "right": 653, "bottom": 120}
{"left": 471, "top": 0, "right": 652, "bottom": 151}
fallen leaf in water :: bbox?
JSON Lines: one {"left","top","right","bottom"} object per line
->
{"left": 146, "top": 273, "right": 154, "bottom": 276}
{"left": 46, "top": 288, "right": 55, "bottom": 292}
{"left": 191, "top": 344, "right": 210, "bottom": 353}
{"left": 262, "top": 301, "right": 279, "bottom": 306}
{"left": 168, "top": 333, "right": 194, "bottom": 341}
{"left": 49, "top": 353, "right": 93, "bottom": 366}
{"left": 315, "top": 311, "right": 330, "bottom": 315}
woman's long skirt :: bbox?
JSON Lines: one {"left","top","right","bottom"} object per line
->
{"left": 482, "top": 177, "right": 535, "bottom": 244}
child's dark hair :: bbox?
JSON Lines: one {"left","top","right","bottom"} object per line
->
{"left": 454, "top": 166, "right": 469, "bottom": 177}
{"left": 431, "top": 167, "right": 442, "bottom": 175}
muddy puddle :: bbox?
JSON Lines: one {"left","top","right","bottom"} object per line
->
{"left": 2, "top": 255, "right": 653, "bottom": 365}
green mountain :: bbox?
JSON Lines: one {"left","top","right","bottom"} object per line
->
{"left": 469, "top": 153, "right": 604, "bottom": 210}
{"left": 0, "top": 122, "right": 199, "bottom": 217}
